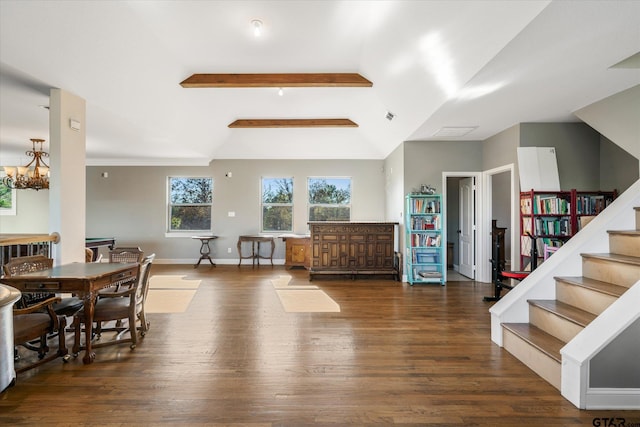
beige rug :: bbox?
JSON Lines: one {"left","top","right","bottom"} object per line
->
{"left": 270, "top": 275, "right": 318, "bottom": 290}
{"left": 276, "top": 289, "right": 340, "bottom": 313}
{"left": 149, "top": 275, "right": 201, "bottom": 289}
{"left": 145, "top": 275, "right": 201, "bottom": 313}
{"left": 271, "top": 275, "right": 339, "bottom": 312}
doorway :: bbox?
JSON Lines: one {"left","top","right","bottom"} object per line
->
{"left": 482, "top": 164, "right": 517, "bottom": 277}
{"left": 443, "top": 172, "right": 483, "bottom": 282}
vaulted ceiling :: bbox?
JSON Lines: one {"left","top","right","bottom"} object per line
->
{"left": 1, "top": 1, "right": 638, "bottom": 166}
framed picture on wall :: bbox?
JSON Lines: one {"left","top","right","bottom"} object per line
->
{"left": 0, "top": 173, "right": 17, "bottom": 215}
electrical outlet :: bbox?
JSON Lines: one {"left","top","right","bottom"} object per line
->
{"left": 227, "top": 248, "right": 232, "bottom": 253}
{"left": 228, "top": 211, "right": 235, "bottom": 217}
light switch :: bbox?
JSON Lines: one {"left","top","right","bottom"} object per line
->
{"left": 228, "top": 211, "right": 235, "bottom": 217}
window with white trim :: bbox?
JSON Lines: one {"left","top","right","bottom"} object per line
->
{"left": 261, "top": 177, "right": 293, "bottom": 232}
{"left": 308, "top": 177, "right": 351, "bottom": 221}
{"left": 168, "top": 177, "right": 213, "bottom": 231}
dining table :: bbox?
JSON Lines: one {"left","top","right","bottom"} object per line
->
{"left": 0, "top": 262, "right": 138, "bottom": 364}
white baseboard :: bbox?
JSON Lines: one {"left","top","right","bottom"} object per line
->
{"left": 153, "top": 258, "right": 286, "bottom": 266}
{"left": 585, "top": 388, "right": 640, "bottom": 410}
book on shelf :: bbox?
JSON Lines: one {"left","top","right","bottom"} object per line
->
{"left": 576, "top": 194, "right": 613, "bottom": 215}
{"left": 417, "top": 270, "right": 442, "bottom": 279}
{"left": 533, "top": 195, "right": 570, "bottom": 215}
{"left": 411, "top": 233, "right": 441, "bottom": 247}
{"left": 410, "top": 215, "right": 440, "bottom": 230}
{"left": 411, "top": 198, "right": 441, "bottom": 214}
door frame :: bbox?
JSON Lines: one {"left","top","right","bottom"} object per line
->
{"left": 482, "top": 163, "right": 517, "bottom": 280}
{"left": 442, "top": 171, "right": 484, "bottom": 282}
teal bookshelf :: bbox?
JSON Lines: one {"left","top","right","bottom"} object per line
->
{"left": 405, "top": 194, "right": 445, "bottom": 285}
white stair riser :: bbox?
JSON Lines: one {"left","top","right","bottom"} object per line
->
{"left": 555, "top": 282, "right": 618, "bottom": 316}
{"left": 609, "top": 234, "right": 640, "bottom": 257}
{"left": 502, "top": 328, "right": 560, "bottom": 390}
{"left": 529, "top": 306, "right": 584, "bottom": 343}
{"left": 582, "top": 258, "right": 640, "bottom": 288}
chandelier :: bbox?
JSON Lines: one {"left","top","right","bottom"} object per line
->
{"left": 2, "top": 138, "right": 50, "bottom": 190}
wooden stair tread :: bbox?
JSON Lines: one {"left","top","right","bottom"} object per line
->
{"left": 607, "top": 230, "right": 640, "bottom": 236}
{"left": 554, "top": 276, "right": 628, "bottom": 297}
{"left": 502, "top": 323, "right": 563, "bottom": 362}
{"left": 581, "top": 252, "right": 640, "bottom": 266}
{"left": 527, "top": 299, "right": 596, "bottom": 327}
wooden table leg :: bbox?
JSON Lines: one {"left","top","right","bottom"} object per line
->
{"left": 82, "top": 292, "right": 97, "bottom": 364}
{"left": 269, "top": 238, "right": 275, "bottom": 265}
{"left": 254, "top": 242, "right": 258, "bottom": 266}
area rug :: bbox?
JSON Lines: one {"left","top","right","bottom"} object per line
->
{"left": 270, "top": 275, "right": 318, "bottom": 290}
{"left": 275, "top": 289, "right": 340, "bottom": 313}
{"left": 145, "top": 275, "right": 201, "bottom": 313}
{"left": 145, "top": 290, "right": 197, "bottom": 313}
{"left": 149, "top": 275, "right": 202, "bottom": 289}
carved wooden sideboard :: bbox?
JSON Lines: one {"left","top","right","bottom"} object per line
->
{"left": 308, "top": 221, "right": 399, "bottom": 280}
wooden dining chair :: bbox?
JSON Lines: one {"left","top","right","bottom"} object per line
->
{"left": 101, "top": 247, "right": 144, "bottom": 295}
{"left": 3, "top": 255, "right": 69, "bottom": 372}
{"left": 109, "top": 247, "right": 144, "bottom": 264}
{"left": 72, "top": 254, "right": 155, "bottom": 354}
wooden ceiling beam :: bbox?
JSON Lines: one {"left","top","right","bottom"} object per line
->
{"left": 228, "top": 119, "right": 358, "bottom": 128}
{"left": 181, "top": 73, "right": 372, "bottom": 88}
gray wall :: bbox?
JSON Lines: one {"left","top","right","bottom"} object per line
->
{"left": 574, "top": 84, "right": 640, "bottom": 163}
{"left": 589, "top": 317, "right": 640, "bottom": 388}
{"left": 0, "top": 190, "right": 48, "bottom": 233}
{"left": 600, "top": 136, "right": 639, "bottom": 194}
{"left": 519, "top": 122, "right": 601, "bottom": 191}
{"left": 403, "top": 140, "right": 483, "bottom": 270}
{"left": 404, "top": 141, "right": 483, "bottom": 195}
{"left": 483, "top": 125, "right": 520, "bottom": 173}
{"left": 86, "top": 159, "right": 386, "bottom": 262}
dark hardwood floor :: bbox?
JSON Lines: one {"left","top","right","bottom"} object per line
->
{"left": 1, "top": 265, "right": 638, "bottom": 425}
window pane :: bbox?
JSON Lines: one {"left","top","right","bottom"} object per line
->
{"left": 262, "top": 206, "right": 293, "bottom": 231}
{"left": 309, "top": 206, "right": 350, "bottom": 221}
{"left": 170, "top": 178, "right": 212, "bottom": 204}
{"left": 262, "top": 178, "right": 293, "bottom": 203}
{"left": 170, "top": 206, "right": 211, "bottom": 231}
{"left": 308, "top": 178, "right": 351, "bottom": 204}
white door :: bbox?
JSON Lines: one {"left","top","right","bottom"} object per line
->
{"left": 458, "top": 177, "right": 475, "bottom": 279}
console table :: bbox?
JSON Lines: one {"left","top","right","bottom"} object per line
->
{"left": 192, "top": 235, "right": 218, "bottom": 268}
{"left": 237, "top": 235, "right": 275, "bottom": 266}
{"left": 309, "top": 221, "right": 398, "bottom": 280}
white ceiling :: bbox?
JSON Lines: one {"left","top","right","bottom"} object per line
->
{"left": 1, "top": 1, "right": 638, "bottom": 166}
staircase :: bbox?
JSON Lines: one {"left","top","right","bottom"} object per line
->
{"left": 500, "top": 206, "right": 640, "bottom": 390}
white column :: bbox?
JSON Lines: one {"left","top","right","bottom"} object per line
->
{"left": 49, "top": 89, "right": 86, "bottom": 265}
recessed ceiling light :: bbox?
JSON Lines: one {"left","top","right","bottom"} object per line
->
{"left": 251, "top": 19, "right": 263, "bottom": 37}
{"left": 432, "top": 126, "right": 478, "bottom": 137}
